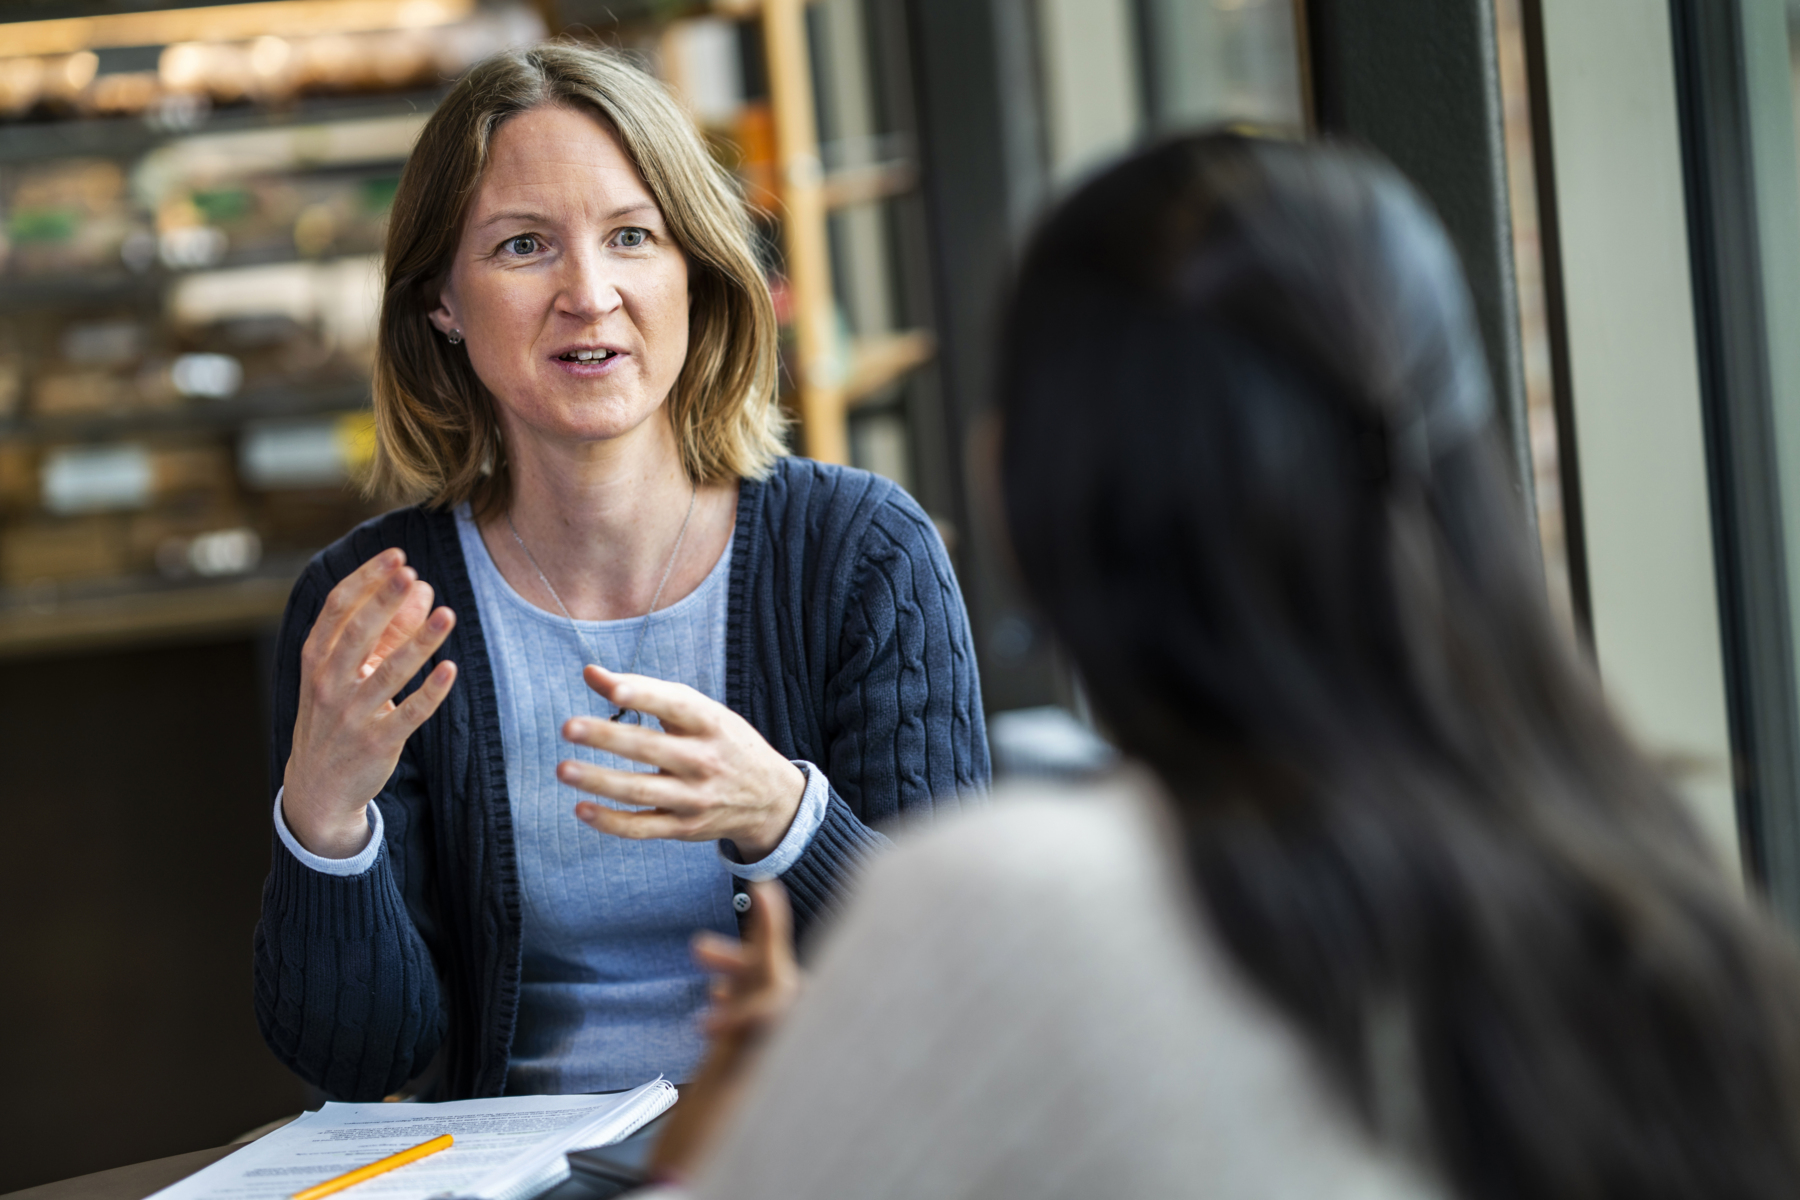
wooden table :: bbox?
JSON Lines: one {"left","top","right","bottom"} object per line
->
{"left": 1, "top": 1146, "right": 242, "bottom": 1200}
{"left": 3, "top": 1108, "right": 671, "bottom": 1200}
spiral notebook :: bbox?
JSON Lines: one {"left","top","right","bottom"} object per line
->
{"left": 147, "top": 1079, "right": 677, "bottom": 1200}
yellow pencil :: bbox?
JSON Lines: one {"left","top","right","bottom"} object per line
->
{"left": 291, "top": 1133, "right": 454, "bottom": 1200}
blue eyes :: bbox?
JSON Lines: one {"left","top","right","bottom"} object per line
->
{"left": 497, "top": 229, "right": 650, "bottom": 257}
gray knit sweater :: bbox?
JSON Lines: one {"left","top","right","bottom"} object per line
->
{"left": 683, "top": 773, "right": 1444, "bottom": 1200}
{"left": 253, "top": 457, "right": 989, "bottom": 1102}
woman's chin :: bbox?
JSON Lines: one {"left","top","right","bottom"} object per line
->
{"left": 508, "top": 397, "right": 670, "bottom": 451}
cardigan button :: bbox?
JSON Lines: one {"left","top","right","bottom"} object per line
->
{"left": 733, "top": 892, "right": 752, "bottom": 914}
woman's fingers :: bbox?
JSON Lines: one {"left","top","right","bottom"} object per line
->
{"left": 365, "top": 578, "right": 436, "bottom": 671}
{"left": 561, "top": 716, "right": 705, "bottom": 777}
{"left": 746, "top": 879, "right": 794, "bottom": 966}
{"left": 574, "top": 800, "right": 693, "bottom": 841}
{"left": 321, "top": 561, "right": 425, "bottom": 686}
{"left": 692, "top": 932, "right": 749, "bottom": 973}
{"left": 583, "top": 666, "right": 717, "bottom": 734}
{"left": 572, "top": 665, "right": 804, "bottom": 851}
{"left": 388, "top": 658, "right": 459, "bottom": 737}
{"left": 647, "top": 885, "right": 800, "bottom": 1183}
{"left": 363, "top": 598, "right": 454, "bottom": 701}
{"left": 300, "top": 549, "right": 407, "bottom": 674}
{"left": 558, "top": 760, "right": 693, "bottom": 810}
{"left": 702, "top": 881, "right": 798, "bottom": 1038}
{"left": 283, "top": 549, "right": 465, "bottom": 859}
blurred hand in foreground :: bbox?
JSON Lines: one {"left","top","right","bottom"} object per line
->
{"left": 649, "top": 879, "right": 801, "bottom": 1182}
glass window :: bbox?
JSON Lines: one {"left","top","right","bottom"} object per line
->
{"left": 1139, "top": 0, "right": 1307, "bottom": 134}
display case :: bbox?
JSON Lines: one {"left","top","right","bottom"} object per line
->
{"left": 0, "top": 0, "right": 531, "bottom": 654}
{"left": 0, "top": 0, "right": 939, "bottom": 656}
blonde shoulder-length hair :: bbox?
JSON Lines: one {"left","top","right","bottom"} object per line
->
{"left": 369, "top": 43, "right": 785, "bottom": 511}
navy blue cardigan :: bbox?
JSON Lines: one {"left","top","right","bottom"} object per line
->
{"left": 253, "top": 458, "right": 989, "bottom": 1101}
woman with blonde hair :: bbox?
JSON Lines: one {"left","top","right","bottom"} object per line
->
{"left": 252, "top": 43, "right": 987, "bottom": 1102}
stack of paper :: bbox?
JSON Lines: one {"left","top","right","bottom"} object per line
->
{"left": 149, "top": 1079, "right": 676, "bottom": 1200}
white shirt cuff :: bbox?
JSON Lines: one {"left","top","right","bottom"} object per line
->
{"left": 273, "top": 786, "right": 383, "bottom": 877}
{"left": 720, "top": 760, "right": 829, "bottom": 882}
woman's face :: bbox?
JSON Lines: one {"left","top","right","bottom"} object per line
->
{"left": 431, "top": 103, "right": 690, "bottom": 454}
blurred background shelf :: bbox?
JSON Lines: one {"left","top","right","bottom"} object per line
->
{"left": 0, "top": 381, "right": 368, "bottom": 439}
{"left": 0, "top": 564, "right": 296, "bottom": 657}
{"left": 0, "top": 0, "right": 950, "bottom": 653}
{"left": 820, "top": 157, "right": 916, "bottom": 209}
{"left": 0, "top": 88, "right": 449, "bottom": 164}
{"left": 843, "top": 329, "right": 933, "bottom": 410}
{"left": 0, "top": 270, "right": 161, "bottom": 308}
{"left": 0, "top": 0, "right": 508, "bottom": 644}
{"left": 0, "top": 0, "right": 477, "bottom": 57}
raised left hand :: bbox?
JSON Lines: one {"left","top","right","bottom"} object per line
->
{"left": 559, "top": 665, "right": 807, "bottom": 859}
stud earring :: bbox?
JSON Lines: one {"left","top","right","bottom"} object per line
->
{"left": 447, "top": 329, "right": 464, "bottom": 345}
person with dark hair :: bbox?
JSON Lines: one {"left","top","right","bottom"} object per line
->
{"left": 647, "top": 132, "right": 1800, "bottom": 1199}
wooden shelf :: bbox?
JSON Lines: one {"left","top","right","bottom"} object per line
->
{"left": 0, "top": 382, "right": 369, "bottom": 443}
{"left": 0, "top": 88, "right": 447, "bottom": 165}
{"left": 821, "top": 160, "right": 917, "bottom": 210}
{"left": 656, "top": 0, "right": 927, "bottom": 465}
{"left": 0, "top": 572, "right": 295, "bottom": 659}
{"left": 0, "top": 272, "right": 161, "bottom": 312}
{"left": 844, "top": 330, "right": 934, "bottom": 409}
{"left": 1, "top": 0, "right": 473, "bottom": 59}
{"left": 760, "top": 0, "right": 838, "bottom": 461}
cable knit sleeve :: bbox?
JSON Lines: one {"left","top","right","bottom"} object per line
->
{"left": 778, "top": 488, "right": 990, "bottom": 932}
{"left": 252, "top": 556, "right": 447, "bottom": 1101}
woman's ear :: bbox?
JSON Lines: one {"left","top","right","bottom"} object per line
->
{"left": 428, "top": 288, "right": 459, "bottom": 336}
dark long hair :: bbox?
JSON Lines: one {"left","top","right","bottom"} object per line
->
{"left": 999, "top": 132, "right": 1800, "bottom": 1199}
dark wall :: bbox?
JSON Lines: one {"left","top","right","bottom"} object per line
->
{"left": 905, "top": 0, "right": 1073, "bottom": 716}
{"left": 0, "top": 635, "right": 305, "bottom": 1192}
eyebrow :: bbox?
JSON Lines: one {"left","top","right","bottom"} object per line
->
{"left": 474, "top": 202, "right": 660, "bottom": 231}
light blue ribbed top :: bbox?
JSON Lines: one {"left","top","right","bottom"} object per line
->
{"left": 270, "top": 504, "right": 830, "bottom": 1090}
{"left": 456, "top": 504, "right": 740, "bottom": 1095}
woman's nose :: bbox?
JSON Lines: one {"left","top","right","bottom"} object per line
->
{"left": 558, "top": 249, "right": 623, "bottom": 321}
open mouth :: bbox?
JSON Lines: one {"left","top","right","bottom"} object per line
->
{"left": 558, "top": 349, "right": 620, "bottom": 363}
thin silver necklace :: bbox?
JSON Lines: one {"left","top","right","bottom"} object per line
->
{"left": 505, "top": 481, "right": 699, "bottom": 724}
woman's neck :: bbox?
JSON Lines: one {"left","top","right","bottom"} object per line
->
{"left": 478, "top": 413, "right": 738, "bottom": 622}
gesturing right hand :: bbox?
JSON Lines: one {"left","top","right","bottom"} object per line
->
{"left": 282, "top": 548, "right": 459, "bottom": 859}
